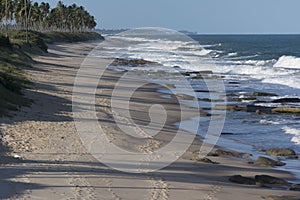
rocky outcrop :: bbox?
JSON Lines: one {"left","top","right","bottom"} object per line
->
{"left": 215, "top": 103, "right": 300, "bottom": 115}
{"left": 255, "top": 175, "right": 288, "bottom": 185}
{"left": 236, "top": 97, "right": 257, "bottom": 102}
{"left": 229, "top": 175, "right": 256, "bottom": 185}
{"left": 266, "top": 148, "right": 296, "bottom": 157}
{"left": 228, "top": 81, "right": 240, "bottom": 85}
{"left": 181, "top": 70, "right": 213, "bottom": 77}
{"left": 272, "top": 98, "right": 300, "bottom": 103}
{"left": 253, "top": 92, "right": 278, "bottom": 97}
{"left": 256, "top": 156, "right": 286, "bottom": 167}
{"left": 290, "top": 184, "right": 300, "bottom": 191}
{"left": 266, "top": 196, "right": 300, "bottom": 200}
{"left": 214, "top": 105, "right": 246, "bottom": 112}
{"left": 214, "top": 149, "right": 251, "bottom": 158}
{"left": 111, "top": 58, "right": 160, "bottom": 67}
{"left": 191, "top": 157, "right": 218, "bottom": 164}
{"left": 221, "top": 132, "right": 234, "bottom": 135}
{"left": 229, "top": 174, "right": 291, "bottom": 188}
{"left": 246, "top": 105, "right": 273, "bottom": 113}
{"left": 272, "top": 107, "right": 300, "bottom": 114}
{"left": 286, "top": 155, "right": 299, "bottom": 159}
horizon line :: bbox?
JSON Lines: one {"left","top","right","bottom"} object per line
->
{"left": 95, "top": 28, "right": 300, "bottom": 35}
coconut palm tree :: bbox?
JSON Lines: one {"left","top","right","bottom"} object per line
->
{"left": 0, "top": 0, "right": 14, "bottom": 33}
{"left": 0, "top": 0, "right": 97, "bottom": 33}
{"left": 13, "top": 0, "right": 23, "bottom": 29}
{"left": 39, "top": 1, "right": 50, "bottom": 29}
{"left": 23, "top": 0, "right": 32, "bottom": 42}
{"left": 30, "top": 2, "right": 41, "bottom": 30}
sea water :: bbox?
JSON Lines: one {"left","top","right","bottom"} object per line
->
{"left": 93, "top": 32, "right": 300, "bottom": 180}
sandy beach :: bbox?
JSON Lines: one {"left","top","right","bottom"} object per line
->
{"left": 0, "top": 41, "right": 299, "bottom": 200}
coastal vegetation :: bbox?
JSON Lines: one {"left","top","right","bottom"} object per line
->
{"left": 0, "top": 1, "right": 103, "bottom": 116}
{"left": 0, "top": 0, "right": 97, "bottom": 33}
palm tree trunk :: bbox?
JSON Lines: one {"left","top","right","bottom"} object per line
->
{"left": 24, "top": 0, "right": 29, "bottom": 43}
{"left": 5, "top": 0, "right": 8, "bottom": 37}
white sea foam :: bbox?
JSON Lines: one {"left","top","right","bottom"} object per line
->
{"left": 201, "top": 43, "right": 222, "bottom": 48}
{"left": 95, "top": 35, "right": 300, "bottom": 90}
{"left": 193, "top": 49, "right": 213, "bottom": 56}
{"left": 283, "top": 126, "right": 300, "bottom": 145}
{"left": 229, "top": 54, "right": 259, "bottom": 60}
{"left": 234, "top": 59, "right": 276, "bottom": 66}
{"left": 228, "top": 52, "right": 238, "bottom": 57}
{"left": 259, "top": 119, "right": 280, "bottom": 125}
{"left": 255, "top": 103, "right": 280, "bottom": 107}
{"left": 274, "top": 56, "right": 300, "bottom": 69}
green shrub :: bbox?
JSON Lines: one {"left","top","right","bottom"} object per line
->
{"left": 0, "top": 62, "right": 30, "bottom": 94}
{"left": 44, "top": 31, "right": 104, "bottom": 43}
{"left": 0, "top": 62, "right": 32, "bottom": 116}
{"left": 7, "top": 30, "right": 48, "bottom": 52}
{"left": 0, "top": 35, "right": 10, "bottom": 47}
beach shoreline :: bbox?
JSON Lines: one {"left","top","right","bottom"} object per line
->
{"left": 0, "top": 41, "right": 299, "bottom": 199}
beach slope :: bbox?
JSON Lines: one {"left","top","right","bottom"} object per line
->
{"left": 0, "top": 42, "right": 299, "bottom": 200}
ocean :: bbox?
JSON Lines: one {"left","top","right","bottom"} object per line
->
{"left": 94, "top": 30, "right": 300, "bottom": 180}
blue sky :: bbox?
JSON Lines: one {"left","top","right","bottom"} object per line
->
{"left": 36, "top": 0, "right": 300, "bottom": 34}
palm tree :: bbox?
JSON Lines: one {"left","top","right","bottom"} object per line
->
{"left": 0, "top": 0, "right": 14, "bottom": 33}
{"left": 30, "top": 2, "right": 41, "bottom": 30}
{"left": 13, "top": 0, "right": 23, "bottom": 29}
{"left": 0, "top": 0, "right": 97, "bottom": 33}
{"left": 23, "top": 0, "right": 32, "bottom": 43}
{"left": 39, "top": 1, "right": 50, "bottom": 30}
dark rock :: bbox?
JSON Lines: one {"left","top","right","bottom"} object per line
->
{"left": 255, "top": 175, "right": 288, "bottom": 185}
{"left": 181, "top": 70, "right": 213, "bottom": 77}
{"left": 226, "top": 93, "right": 238, "bottom": 97}
{"left": 191, "top": 75, "right": 204, "bottom": 79}
{"left": 266, "top": 148, "right": 296, "bottom": 157}
{"left": 256, "top": 109, "right": 262, "bottom": 115}
{"left": 194, "top": 89, "right": 210, "bottom": 93}
{"left": 256, "top": 156, "right": 286, "bottom": 167}
{"left": 272, "top": 98, "right": 300, "bottom": 103}
{"left": 229, "top": 175, "right": 256, "bottom": 185}
{"left": 221, "top": 132, "right": 234, "bottom": 135}
{"left": 290, "top": 184, "right": 300, "bottom": 191}
{"left": 286, "top": 155, "right": 299, "bottom": 160}
{"left": 253, "top": 92, "right": 278, "bottom": 97}
{"left": 181, "top": 72, "right": 191, "bottom": 76}
{"left": 111, "top": 58, "right": 160, "bottom": 67}
{"left": 214, "top": 149, "right": 245, "bottom": 158}
{"left": 198, "top": 70, "right": 213, "bottom": 74}
{"left": 236, "top": 97, "right": 257, "bottom": 102}
{"left": 207, "top": 152, "right": 219, "bottom": 157}
{"left": 199, "top": 112, "right": 211, "bottom": 117}
{"left": 246, "top": 105, "right": 273, "bottom": 113}
{"left": 191, "top": 157, "right": 218, "bottom": 164}
{"left": 228, "top": 81, "right": 240, "bottom": 84}
{"left": 266, "top": 196, "right": 300, "bottom": 200}
{"left": 198, "top": 98, "right": 212, "bottom": 102}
